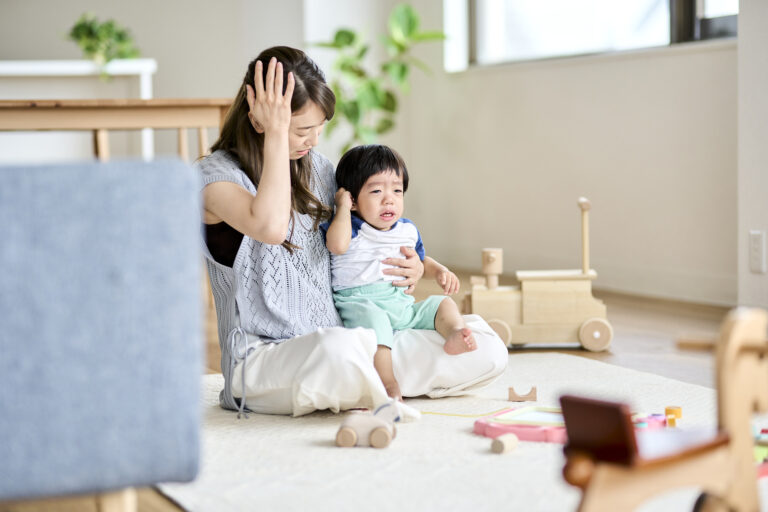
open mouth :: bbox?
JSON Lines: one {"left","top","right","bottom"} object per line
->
{"left": 380, "top": 211, "right": 396, "bottom": 221}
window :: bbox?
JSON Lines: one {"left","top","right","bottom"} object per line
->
{"left": 472, "top": 0, "right": 670, "bottom": 65}
{"left": 443, "top": 0, "right": 738, "bottom": 71}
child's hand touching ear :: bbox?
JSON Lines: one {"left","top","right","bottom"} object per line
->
{"left": 436, "top": 268, "right": 460, "bottom": 295}
{"left": 334, "top": 188, "right": 353, "bottom": 211}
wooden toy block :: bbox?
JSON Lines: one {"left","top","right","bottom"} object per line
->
{"left": 666, "top": 415, "right": 677, "bottom": 427}
{"left": 508, "top": 386, "right": 537, "bottom": 402}
{"left": 491, "top": 433, "right": 519, "bottom": 454}
{"left": 665, "top": 406, "right": 682, "bottom": 419}
{"left": 560, "top": 308, "right": 768, "bottom": 512}
{"left": 463, "top": 198, "right": 612, "bottom": 351}
{"left": 482, "top": 248, "right": 503, "bottom": 289}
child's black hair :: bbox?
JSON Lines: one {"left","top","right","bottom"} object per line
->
{"left": 335, "top": 144, "right": 409, "bottom": 201}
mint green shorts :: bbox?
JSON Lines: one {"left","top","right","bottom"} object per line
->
{"left": 333, "top": 282, "right": 447, "bottom": 348}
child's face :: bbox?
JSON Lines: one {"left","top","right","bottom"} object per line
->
{"left": 352, "top": 170, "right": 404, "bottom": 231}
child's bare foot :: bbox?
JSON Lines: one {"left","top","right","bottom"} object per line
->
{"left": 443, "top": 327, "right": 477, "bottom": 355}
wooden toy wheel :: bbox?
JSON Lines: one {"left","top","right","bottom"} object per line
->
{"left": 487, "top": 318, "right": 512, "bottom": 345}
{"left": 369, "top": 427, "right": 392, "bottom": 448}
{"left": 579, "top": 318, "right": 613, "bottom": 351}
{"left": 335, "top": 427, "right": 357, "bottom": 447}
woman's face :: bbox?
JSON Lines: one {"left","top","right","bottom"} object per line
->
{"left": 289, "top": 101, "right": 326, "bottom": 160}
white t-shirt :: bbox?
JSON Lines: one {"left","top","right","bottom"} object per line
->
{"left": 321, "top": 216, "right": 425, "bottom": 291}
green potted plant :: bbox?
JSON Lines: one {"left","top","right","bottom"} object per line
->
{"left": 68, "top": 13, "right": 141, "bottom": 77}
{"left": 316, "top": 3, "right": 444, "bottom": 152}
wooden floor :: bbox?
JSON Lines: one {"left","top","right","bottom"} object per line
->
{"left": 2, "top": 270, "right": 727, "bottom": 512}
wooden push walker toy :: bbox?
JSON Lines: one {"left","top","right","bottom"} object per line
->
{"left": 560, "top": 308, "right": 768, "bottom": 512}
{"left": 462, "top": 197, "right": 612, "bottom": 351}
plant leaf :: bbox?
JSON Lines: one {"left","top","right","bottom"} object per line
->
{"left": 358, "top": 126, "right": 377, "bottom": 144}
{"left": 333, "top": 29, "right": 356, "bottom": 48}
{"left": 389, "top": 4, "right": 419, "bottom": 44}
{"left": 380, "top": 90, "right": 397, "bottom": 112}
{"left": 411, "top": 30, "right": 446, "bottom": 42}
{"left": 405, "top": 55, "right": 431, "bottom": 75}
{"left": 375, "top": 118, "right": 394, "bottom": 134}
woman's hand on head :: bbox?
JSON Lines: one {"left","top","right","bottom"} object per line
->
{"left": 245, "top": 57, "right": 295, "bottom": 135}
{"left": 382, "top": 246, "right": 424, "bottom": 295}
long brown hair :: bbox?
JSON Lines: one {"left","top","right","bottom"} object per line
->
{"left": 211, "top": 46, "right": 335, "bottom": 251}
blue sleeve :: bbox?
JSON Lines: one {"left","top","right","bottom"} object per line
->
{"left": 414, "top": 231, "right": 425, "bottom": 261}
{"left": 350, "top": 215, "right": 365, "bottom": 239}
{"left": 400, "top": 218, "right": 425, "bottom": 261}
{"left": 319, "top": 220, "right": 330, "bottom": 242}
{"left": 320, "top": 215, "right": 365, "bottom": 243}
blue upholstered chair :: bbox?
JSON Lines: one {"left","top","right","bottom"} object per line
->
{"left": 0, "top": 159, "right": 202, "bottom": 511}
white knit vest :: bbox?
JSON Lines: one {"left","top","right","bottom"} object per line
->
{"left": 197, "top": 149, "right": 343, "bottom": 411}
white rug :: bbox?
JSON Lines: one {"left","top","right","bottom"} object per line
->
{"left": 158, "top": 353, "right": 766, "bottom": 512}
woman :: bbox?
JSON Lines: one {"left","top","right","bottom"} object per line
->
{"left": 199, "top": 46, "right": 507, "bottom": 417}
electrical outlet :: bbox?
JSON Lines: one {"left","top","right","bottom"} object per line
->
{"left": 749, "top": 230, "right": 766, "bottom": 274}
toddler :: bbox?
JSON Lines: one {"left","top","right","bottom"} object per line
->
{"left": 322, "top": 144, "right": 476, "bottom": 399}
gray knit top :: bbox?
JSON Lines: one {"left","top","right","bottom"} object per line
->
{"left": 197, "top": 149, "right": 343, "bottom": 412}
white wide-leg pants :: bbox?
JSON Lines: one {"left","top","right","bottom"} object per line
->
{"left": 231, "top": 314, "right": 508, "bottom": 416}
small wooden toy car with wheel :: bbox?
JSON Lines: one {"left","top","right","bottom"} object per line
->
{"left": 462, "top": 198, "right": 612, "bottom": 351}
{"left": 335, "top": 402, "right": 400, "bottom": 448}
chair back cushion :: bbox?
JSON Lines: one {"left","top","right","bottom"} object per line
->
{"left": 0, "top": 159, "right": 202, "bottom": 500}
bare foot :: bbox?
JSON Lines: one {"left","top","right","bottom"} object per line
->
{"left": 443, "top": 327, "right": 477, "bottom": 355}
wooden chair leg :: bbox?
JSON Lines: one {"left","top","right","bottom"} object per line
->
{"left": 95, "top": 488, "right": 136, "bottom": 512}
{"left": 177, "top": 127, "right": 189, "bottom": 162}
{"left": 93, "top": 129, "right": 110, "bottom": 162}
{"left": 197, "top": 126, "right": 209, "bottom": 158}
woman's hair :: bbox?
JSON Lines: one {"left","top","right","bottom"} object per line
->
{"left": 335, "top": 144, "right": 409, "bottom": 201}
{"left": 210, "top": 46, "right": 336, "bottom": 251}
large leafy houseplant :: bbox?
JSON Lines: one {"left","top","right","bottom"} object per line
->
{"left": 316, "top": 4, "right": 444, "bottom": 152}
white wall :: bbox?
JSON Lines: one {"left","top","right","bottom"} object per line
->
{"left": 737, "top": 0, "right": 768, "bottom": 308}
{"left": 389, "top": 0, "right": 738, "bottom": 306}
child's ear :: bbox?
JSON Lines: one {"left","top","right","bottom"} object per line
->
{"left": 350, "top": 197, "right": 357, "bottom": 211}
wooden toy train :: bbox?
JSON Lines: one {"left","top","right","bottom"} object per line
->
{"left": 462, "top": 197, "right": 612, "bottom": 351}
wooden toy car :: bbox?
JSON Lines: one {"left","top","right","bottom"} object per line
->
{"left": 335, "top": 402, "right": 400, "bottom": 448}
{"left": 462, "top": 198, "right": 613, "bottom": 351}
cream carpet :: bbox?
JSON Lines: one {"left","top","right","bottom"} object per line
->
{"left": 159, "top": 353, "right": 767, "bottom": 512}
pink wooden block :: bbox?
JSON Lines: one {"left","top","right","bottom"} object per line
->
{"left": 474, "top": 407, "right": 568, "bottom": 444}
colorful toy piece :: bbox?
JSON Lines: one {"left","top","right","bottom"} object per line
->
{"left": 462, "top": 198, "right": 613, "bottom": 351}
{"left": 335, "top": 402, "right": 400, "bottom": 449}
{"left": 476, "top": 405, "right": 679, "bottom": 446}
{"left": 474, "top": 406, "right": 568, "bottom": 444}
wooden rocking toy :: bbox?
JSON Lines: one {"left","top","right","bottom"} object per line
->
{"left": 560, "top": 308, "right": 768, "bottom": 511}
